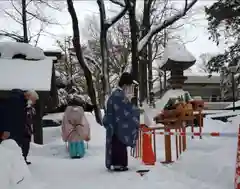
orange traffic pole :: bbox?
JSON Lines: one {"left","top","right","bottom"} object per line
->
{"left": 199, "top": 111, "right": 202, "bottom": 139}
{"left": 191, "top": 119, "right": 194, "bottom": 139}
{"left": 179, "top": 127, "right": 182, "bottom": 155}
{"left": 175, "top": 128, "right": 179, "bottom": 159}
{"left": 141, "top": 125, "right": 155, "bottom": 165}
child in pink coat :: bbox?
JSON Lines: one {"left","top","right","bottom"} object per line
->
{"left": 61, "top": 99, "right": 90, "bottom": 158}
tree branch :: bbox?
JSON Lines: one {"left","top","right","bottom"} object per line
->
{"left": 105, "top": 7, "right": 128, "bottom": 29}
{"left": 109, "top": 0, "right": 125, "bottom": 7}
{"left": 138, "top": 0, "right": 198, "bottom": 52}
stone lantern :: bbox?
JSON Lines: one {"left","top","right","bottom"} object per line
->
{"left": 160, "top": 41, "right": 196, "bottom": 89}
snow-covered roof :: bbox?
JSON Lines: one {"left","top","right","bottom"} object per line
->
{"left": 0, "top": 42, "right": 45, "bottom": 60}
{"left": 0, "top": 59, "right": 53, "bottom": 91}
{"left": 160, "top": 41, "right": 196, "bottom": 68}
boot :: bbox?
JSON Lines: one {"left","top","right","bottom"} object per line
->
{"left": 113, "top": 166, "right": 128, "bottom": 172}
{"left": 24, "top": 157, "right": 31, "bottom": 165}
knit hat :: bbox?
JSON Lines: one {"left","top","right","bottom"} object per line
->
{"left": 118, "top": 72, "right": 134, "bottom": 87}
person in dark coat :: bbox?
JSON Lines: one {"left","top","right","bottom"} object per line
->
{"left": 0, "top": 99, "right": 10, "bottom": 143}
{"left": 7, "top": 89, "right": 38, "bottom": 165}
{"left": 103, "top": 72, "right": 140, "bottom": 171}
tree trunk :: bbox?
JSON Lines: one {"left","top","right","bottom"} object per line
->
{"left": 99, "top": 30, "right": 110, "bottom": 102}
{"left": 67, "top": 0, "right": 102, "bottom": 125}
{"left": 22, "top": 0, "right": 28, "bottom": 43}
{"left": 139, "top": 0, "right": 152, "bottom": 105}
{"left": 148, "top": 41, "right": 153, "bottom": 106}
{"left": 127, "top": 0, "right": 139, "bottom": 105}
{"left": 97, "top": 0, "right": 110, "bottom": 104}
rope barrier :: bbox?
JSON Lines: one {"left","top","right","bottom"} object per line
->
{"left": 141, "top": 131, "right": 239, "bottom": 137}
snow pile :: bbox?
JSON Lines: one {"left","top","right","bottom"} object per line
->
{"left": 225, "top": 100, "right": 240, "bottom": 109}
{"left": 155, "top": 89, "right": 186, "bottom": 111}
{"left": 26, "top": 112, "right": 239, "bottom": 189}
{"left": 0, "top": 59, "right": 53, "bottom": 91}
{"left": 206, "top": 110, "right": 240, "bottom": 118}
{"left": 161, "top": 41, "right": 196, "bottom": 67}
{"left": 0, "top": 42, "right": 45, "bottom": 60}
{"left": 0, "top": 139, "right": 31, "bottom": 189}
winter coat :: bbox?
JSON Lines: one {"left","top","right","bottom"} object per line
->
{"left": 7, "top": 89, "right": 27, "bottom": 144}
{"left": 24, "top": 106, "right": 35, "bottom": 138}
{"left": 0, "top": 98, "right": 9, "bottom": 143}
{"left": 103, "top": 88, "right": 140, "bottom": 169}
{"left": 61, "top": 106, "right": 90, "bottom": 142}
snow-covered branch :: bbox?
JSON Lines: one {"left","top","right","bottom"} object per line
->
{"left": 138, "top": 0, "right": 198, "bottom": 52}
{"left": 84, "top": 55, "right": 102, "bottom": 73}
{"left": 109, "top": 0, "right": 125, "bottom": 7}
{"left": 105, "top": 7, "right": 127, "bottom": 29}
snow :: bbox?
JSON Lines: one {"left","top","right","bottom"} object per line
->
{"left": 160, "top": 41, "right": 196, "bottom": 68}
{"left": 0, "top": 59, "right": 53, "bottom": 91}
{"left": 225, "top": 100, "right": 240, "bottom": 109}
{"left": 154, "top": 89, "right": 187, "bottom": 111}
{"left": 0, "top": 42, "right": 45, "bottom": 60}
{"left": 1, "top": 111, "right": 239, "bottom": 189}
{"left": 206, "top": 110, "right": 240, "bottom": 119}
{"left": 0, "top": 139, "right": 33, "bottom": 189}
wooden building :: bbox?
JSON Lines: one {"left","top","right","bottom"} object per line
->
{"left": 0, "top": 42, "right": 58, "bottom": 144}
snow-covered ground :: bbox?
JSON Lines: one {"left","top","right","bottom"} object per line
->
{"left": 1, "top": 112, "right": 239, "bottom": 189}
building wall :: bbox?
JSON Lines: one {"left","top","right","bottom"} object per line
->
{"left": 183, "top": 84, "right": 221, "bottom": 101}
{"left": 154, "top": 83, "right": 221, "bottom": 102}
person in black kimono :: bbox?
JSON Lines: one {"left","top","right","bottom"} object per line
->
{"left": 23, "top": 104, "right": 36, "bottom": 164}
{"left": 7, "top": 89, "right": 39, "bottom": 165}
{"left": 103, "top": 73, "right": 140, "bottom": 171}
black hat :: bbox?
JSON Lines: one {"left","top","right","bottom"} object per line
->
{"left": 118, "top": 72, "right": 134, "bottom": 87}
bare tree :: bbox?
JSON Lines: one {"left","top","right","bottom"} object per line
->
{"left": 67, "top": 0, "right": 102, "bottom": 125}
{"left": 83, "top": 15, "right": 132, "bottom": 107}
{"left": 138, "top": 0, "right": 198, "bottom": 52}
{"left": 97, "top": 0, "right": 128, "bottom": 105}
{"left": 0, "top": 0, "right": 62, "bottom": 44}
{"left": 198, "top": 53, "right": 214, "bottom": 73}
{"left": 121, "top": 0, "right": 197, "bottom": 105}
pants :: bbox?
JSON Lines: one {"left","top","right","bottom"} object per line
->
{"left": 111, "top": 134, "right": 128, "bottom": 167}
{"left": 16, "top": 137, "right": 31, "bottom": 159}
{"left": 68, "top": 141, "right": 85, "bottom": 158}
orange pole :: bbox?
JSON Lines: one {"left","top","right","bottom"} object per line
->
{"left": 175, "top": 128, "right": 179, "bottom": 159}
{"left": 191, "top": 119, "right": 194, "bottom": 139}
{"left": 182, "top": 123, "right": 187, "bottom": 151}
{"left": 199, "top": 111, "right": 202, "bottom": 139}
{"left": 161, "top": 127, "right": 173, "bottom": 164}
{"left": 179, "top": 127, "right": 182, "bottom": 155}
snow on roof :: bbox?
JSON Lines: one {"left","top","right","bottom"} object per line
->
{"left": 0, "top": 59, "right": 53, "bottom": 91}
{"left": 0, "top": 42, "right": 45, "bottom": 60}
{"left": 160, "top": 41, "right": 196, "bottom": 67}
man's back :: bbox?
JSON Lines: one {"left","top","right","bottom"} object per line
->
{"left": 7, "top": 89, "right": 26, "bottom": 143}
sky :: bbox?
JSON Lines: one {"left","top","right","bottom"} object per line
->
{"left": 0, "top": 0, "right": 227, "bottom": 64}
